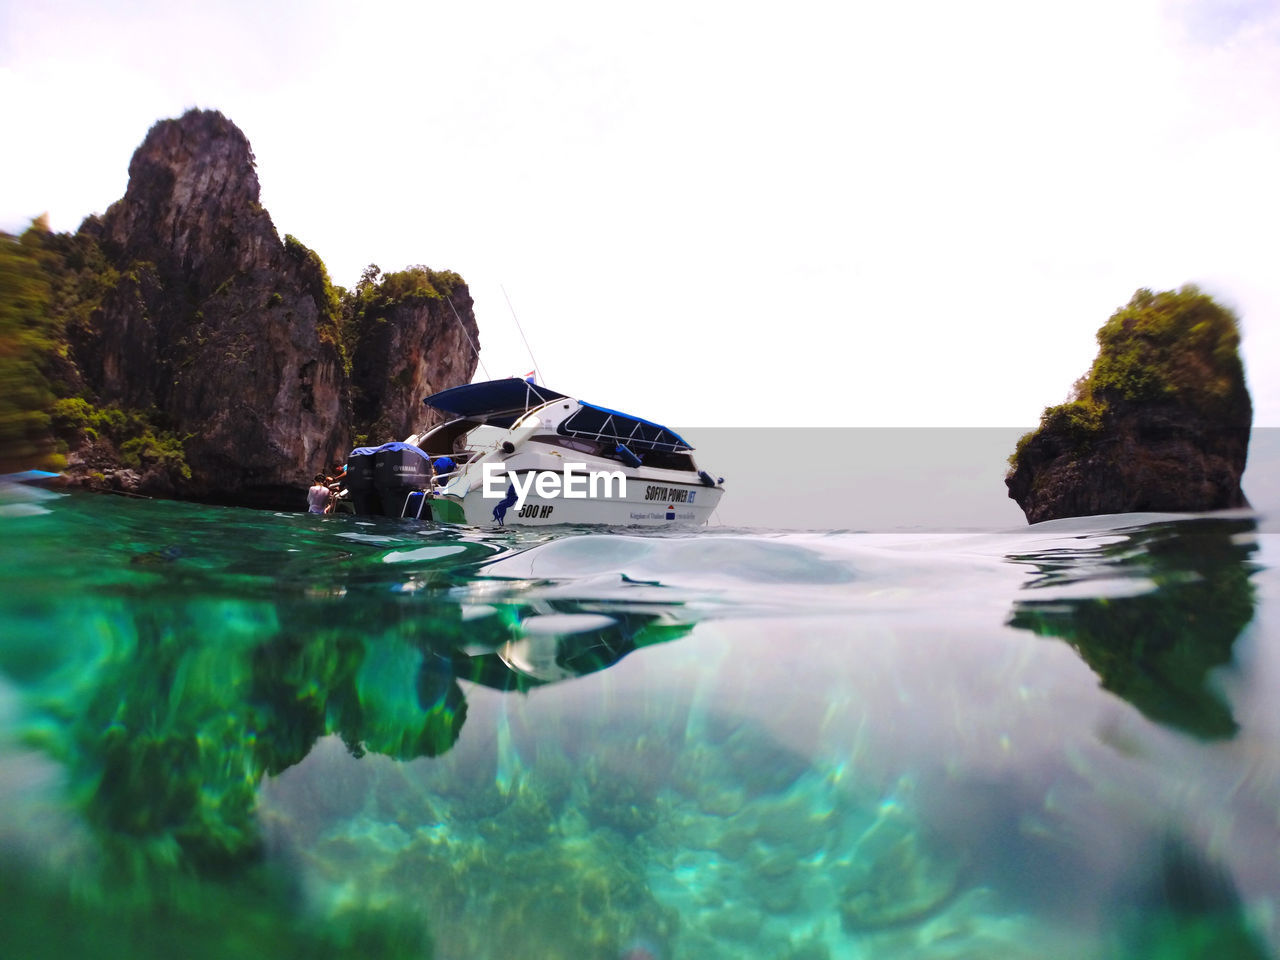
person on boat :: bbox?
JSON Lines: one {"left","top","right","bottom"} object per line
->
{"left": 327, "top": 459, "right": 347, "bottom": 492}
{"left": 431, "top": 456, "right": 456, "bottom": 493}
{"left": 307, "top": 474, "right": 332, "bottom": 514}
{"left": 324, "top": 458, "right": 354, "bottom": 512}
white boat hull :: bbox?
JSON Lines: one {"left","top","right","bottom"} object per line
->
{"left": 434, "top": 474, "right": 723, "bottom": 527}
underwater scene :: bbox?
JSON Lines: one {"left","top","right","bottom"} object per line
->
{"left": 1, "top": 485, "right": 1278, "bottom": 959}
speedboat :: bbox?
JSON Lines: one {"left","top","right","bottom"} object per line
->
{"left": 344, "top": 378, "right": 725, "bottom": 526}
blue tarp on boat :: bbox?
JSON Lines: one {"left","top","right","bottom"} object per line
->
{"left": 349, "top": 441, "right": 433, "bottom": 460}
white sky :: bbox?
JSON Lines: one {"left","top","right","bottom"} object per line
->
{"left": 2, "top": 0, "right": 1278, "bottom": 427}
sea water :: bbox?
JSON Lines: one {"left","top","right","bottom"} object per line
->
{"left": 1, "top": 485, "right": 1277, "bottom": 959}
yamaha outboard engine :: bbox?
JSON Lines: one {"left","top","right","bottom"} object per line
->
{"left": 373, "top": 442, "right": 434, "bottom": 517}
{"left": 344, "top": 448, "right": 380, "bottom": 515}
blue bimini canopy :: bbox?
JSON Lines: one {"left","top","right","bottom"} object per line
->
{"left": 560, "top": 402, "right": 691, "bottom": 453}
{"left": 423, "top": 378, "right": 569, "bottom": 425}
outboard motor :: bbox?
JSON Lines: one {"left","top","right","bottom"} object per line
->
{"left": 373, "top": 442, "right": 434, "bottom": 517}
{"left": 345, "top": 448, "right": 380, "bottom": 515}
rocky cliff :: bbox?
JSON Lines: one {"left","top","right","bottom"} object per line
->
{"left": 1006, "top": 287, "right": 1251, "bottom": 523}
{"left": 346, "top": 265, "right": 478, "bottom": 446}
{"left": 38, "top": 109, "right": 478, "bottom": 508}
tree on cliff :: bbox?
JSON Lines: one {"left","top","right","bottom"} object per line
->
{"left": 1006, "top": 286, "right": 1251, "bottom": 523}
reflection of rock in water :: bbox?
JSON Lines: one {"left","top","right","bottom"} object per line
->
{"left": 20, "top": 568, "right": 691, "bottom": 893}
{"left": 0, "top": 860, "right": 431, "bottom": 960}
{"left": 1007, "top": 518, "right": 1257, "bottom": 738}
{"left": 262, "top": 710, "right": 1043, "bottom": 960}
{"left": 1111, "top": 834, "right": 1269, "bottom": 960}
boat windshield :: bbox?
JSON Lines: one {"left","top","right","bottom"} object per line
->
{"left": 414, "top": 418, "right": 481, "bottom": 457}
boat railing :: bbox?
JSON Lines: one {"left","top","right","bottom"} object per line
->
{"left": 557, "top": 406, "right": 691, "bottom": 454}
{"left": 559, "top": 424, "right": 690, "bottom": 453}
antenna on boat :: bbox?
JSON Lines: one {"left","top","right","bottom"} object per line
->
{"left": 445, "top": 292, "right": 490, "bottom": 380}
{"left": 501, "top": 284, "right": 542, "bottom": 385}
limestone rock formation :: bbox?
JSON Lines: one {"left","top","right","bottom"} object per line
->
{"left": 347, "top": 266, "right": 479, "bottom": 446}
{"left": 59, "top": 109, "right": 478, "bottom": 508}
{"left": 1006, "top": 287, "right": 1251, "bottom": 524}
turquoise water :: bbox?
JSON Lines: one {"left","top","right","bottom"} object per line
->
{"left": 1, "top": 485, "right": 1277, "bottom": 959}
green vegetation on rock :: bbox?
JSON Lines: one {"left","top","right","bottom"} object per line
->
{"left": 0, "top": 227, "right": 60, "bottom": 470}
{"left": 283, "top": 232, "right": 344, "bottom": 353}
{"left": 50, "top": 397, "right": 191, "bottom": 479}
{"left": 1090, "top": 286, "right": 1244, "bottom": 407}
{"left": 1009, "top": 286, "right": 1246, "bottom": 471}
{"left": 1, "top": 220, "right": 172, "bottom": 475}
{"left": 343, "top": 264, "right": 462, "bottom": 347}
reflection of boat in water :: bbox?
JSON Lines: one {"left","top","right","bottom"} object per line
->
{"left": 457, "top": 602, "right": 694, "bottom": 690}
{"left": 346, "top": 378, "right": 725, "bottom": 526}
{"left": 0, "top": 470, "right": 62, "bottom": 517}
